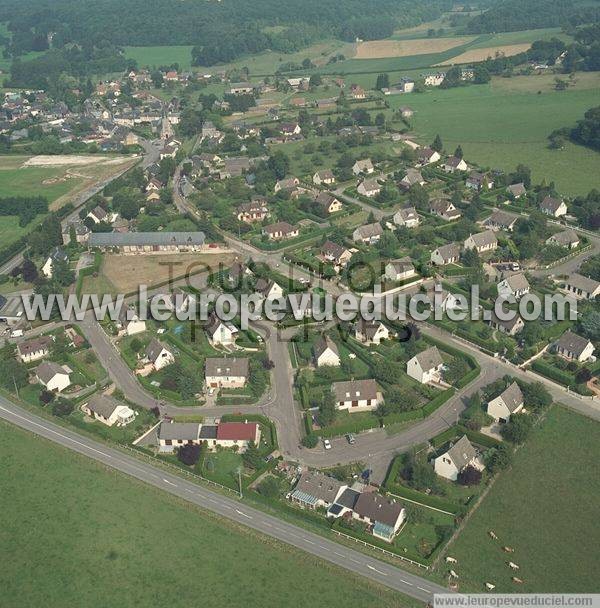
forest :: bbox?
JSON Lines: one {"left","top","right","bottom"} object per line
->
{"left": 0, "top": 0, "right": 450, "bottom": 65}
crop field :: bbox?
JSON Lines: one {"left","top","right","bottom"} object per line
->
{"left": 448, "top": 407, "right": 600, "bottom": 592}
{"left": 83, "top": 252, "right": 236, "bottom": 294}
{"left": 0, "top": 421, "right": 417, "bottom": 608}
{"left": 388, "top": 73, "right": 600, "bottom": 195}
{"left": 436, "top": 43, "right": 531, "bottom": 65}
{"left": 355, "top": 36, "right": 475, "bottom": 59}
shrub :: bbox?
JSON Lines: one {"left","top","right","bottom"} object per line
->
{"left": 302, "top": 434, "right": 318, "bottom": 448}
{"left": 178, "top": 444, "right": 201, "bottom": 466}
{"left": 457, "top": 465, "right": 482, "bottom": 486}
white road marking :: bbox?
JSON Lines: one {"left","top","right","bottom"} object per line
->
{"left": 162, "top": 479, "right": 177, "bottom": 487}
{"left": 400, "top": 580, "right": 413, "bottom": 586}
{"left": 303, "top": 539, "right": 315, "bottom": 545}
{"left": 235, "top": 509, "right": 252, "bottom": 519}
{"left": 367, "top": 565, "right": 388, "bottom": 576}
{"left": 417, "top": 587, "right": 430, "bottom": 592}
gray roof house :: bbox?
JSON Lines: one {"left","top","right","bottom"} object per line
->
{"left": 553, "top": 330, "right": 595, "bottom": 362}
{"left": 290, "top": 471, "right": 346, "bottom": 509}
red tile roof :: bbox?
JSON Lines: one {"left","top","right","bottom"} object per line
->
{"left": 216, "top": 422, "right": 258, "bottom": 441}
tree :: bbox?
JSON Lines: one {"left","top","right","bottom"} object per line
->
{"left": 431, "top": 134, "right": 443, "bottom": 152}
{"left": 576, "top": 368, "right": 592, "bottom": 384}
{"left": 258, "top": 476, "right": 282, "bottom": 498}
{"left": 473, "top": 65, "right": 491, "bottom": 84}
{"left": 0, "top": 359, "right": 29, "bottom": 391}
{"left": 501, "top": 413, "right": 534, "bottom": 443}
{"left": 457, "top": 465, "right": 482, "bottom": 486}
{"left": 151, "top": 70, "right": 164, "bottom": 88}
{"left": 375, "top": 73, "right": 390, "bottom": 90}
{"left": 242, "top": 441, "right": 262, "bottom": 470}
{"left": 319, "top": 391, "right": 337, "bottom": 427}
{"left": 39, "top": 389, "right": 55, "bottom": 405}
{"left": 52, "top": 397, "right": 74, "bottom": 417}
{"left": 518, "top": 381, "right": 551, "bottom": 412}
{"left": 301, "top": 433, "right": 318, "bottom": 448}
{"left": 178, "top": 444, "right": 201, "bottom": 466}
{"left": 267, "top": 151, "right": 290, "bottom": 180}
{"left": 486, "top": 444, "right": 512, "bottom": 473}
{"left": 454, "top": 145, "right": 463, "bottom": 159}
{"left": 309, "top": 74, "right": 322, "bottom": 87}
{"left": 21, "top": 258, "right": 38, "bottom": 283}
{"left": 580, "top": 310, "right": 600, "bottom": 340}
{"left": 129, "top": 337, "right": 143, "bottom": 353}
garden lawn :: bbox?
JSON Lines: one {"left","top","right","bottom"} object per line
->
{"left": 0, "top": 421, "right": 416, "bottom": 608}
{"left": 388, "top": 75, "right": 600, "bottom": 196}
{"left": 449, "top": 406, "right": 600, "bottom": 592}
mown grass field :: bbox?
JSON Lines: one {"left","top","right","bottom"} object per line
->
{"left": 449, "top": 406, "right": 600, "bottom": 592}
{"left": 124, "top": 45, "right": 195, "bottom": 70}
{"left": 389, "top": 73, "right": 600, "bottom": 195}
{"left": 0, "top": 421, "right": 418, "bottom": 608}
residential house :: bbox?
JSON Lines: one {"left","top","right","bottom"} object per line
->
{"left": 506, "top": 183, "right": 526, "bottom": 199}
{"left": 553, "top": 330, "right": 595, "bottom": 362}
{"left": 351, "top": 492, "right": 406, "bottom": 543}
{"left": 280, "top": 122, "right": 301, "bottom": 136}
{"left": 442, "top": 156, "right": 468, "bottom": 173}
{"left": 62, "top": 220, "right": 90, "bottom": 245}
{"left": 484, "top": 210, "right": 519, "bottom": 232}
{"left": 349, "top": 84, "right": 366, "bottom": 99}
{"left": 145, "top": 338, "right": 174, "bottom": 371}
{"left": 466, "top": 171, "right": 494, "bottom": 191}
{"left": 313, "top": 192, "right": 343, "bottom": 214}
{"left": 17, "top": 336, "right": 53, "bottom": 363}
{"left": 464, "top": 230, "right": 498, "bottom": 254}
{"left": 425, "top": 284, "right": 463, "bottom": 314}
{"left": 384, "top": 257, "right": 416, "bottom": 282}
{"left": 540, "top": 196, "right": 567, "bottom": 217}
{"left": 205, "top": 313, "right": 238, "bottom": 346}
{"left": 354, "top": 319, "right": 389, "bottom": 345}
{"left": 431, "top": 243, "right": 461, "bottom": 266}
{"left": 393, "top": 206, "right": 420, "bottom": 228}
{"left": 488, "top": 311, "right": 524, "bottom": 335}
{"left": 332, "top": 379, "right": 382, "bottom": 412}
{"left": 87, "top": 205, "right": 114, "bottom": 224}
{"left": 497, "top": 273, "right": 530, "bottom": 300}
{"left": 42, "top": 247, "right": 68, "bottom": 278}
{"left": 313, "top": 335, "right": 341, "bottom": 367}
{"left": 407, "top": 346, "right": 444, "bottom": 384}
{"left": 274, "top": 176, "right": 300, "bottom": 193}
{"left": 237, "top": 199, "right": 269, "bottom": 223}
{"left": 399, "top": 106, "right": 414, "bottom": 118}
{"left": 205, "top": 357, "right": 249, "bottom": 389}
{"left": 487, "top": 382, "right": 524, "bottom": 423}
{"left": 227, "top": 82, "right": 255, "bottom": 95}
{"left": 399, "top": 168, "right": 425, "bottom": 190}
{"left": 209, "top": 422, "right": 260, "bottom": 452}
{"left": 36, "top": 361, "right": 71, "bottom": 392}
{"left": 320, "top": 240, "right": 353, "bottom": 270}
{"left": 82, "top": 394, "right": 135, "bottom": 427}
{"left": 262, "top": 222, "right": 299, "bottom": 240}
{"left": 417, "top": 147, "right": 440, "bottom": 166}
{"left": 117, "top": 306, "right": 147, "bottom": 336}
{"left": 352, "top": 222, "right": 383, "bottom": 244}
{"left": 290, "top": 471, "right": 347, "bottom": 509}
{"left": 352, "top": 159, "right": 374, "bottom": 175}
{"left": 429, "top": 199, "right": 461, "bottom": 221}
{"left": 546, "top": 229, "right": 580, "bottom": 249}
{"left": 563, "top": 273, "right": 600, "bottom": 300}
{"left": 158, "top": 422, "right": 200, "bottom": 452}
{"left": 434, "top": 435, "right": 483, "bottom": 481}
{"left": 423, "top": 72, "right": 445, "bottom": 87}
{"left": 357, "top": 178, "right": 381, "bottom": 198}
{"left": 256, "top": 278, "right": 284, "bottom": 302}
{"left": 313, "top": 170, "right": 336, "bottom": 186}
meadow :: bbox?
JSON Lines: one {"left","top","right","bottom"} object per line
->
{"left": 124, "top": 45, "right": 195, "bottom": 70}
{"left": 448, "top": 406, "right": 600, "bottom": 592}
{"left": 388, "top": 73, "right": 600, "bottom": 195}
{"left": 0, "top": 421, "right": 417, "bottom": 608}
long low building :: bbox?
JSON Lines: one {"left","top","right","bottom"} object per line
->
{"left": 89, "top": 231, "right": 206, "bottom": 253}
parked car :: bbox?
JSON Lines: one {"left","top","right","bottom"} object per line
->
{"left": 346, "top": 433, "right": 356, "bottom": 445}
{"left": 323, "top": 438, "right": 332, "bottom": 450}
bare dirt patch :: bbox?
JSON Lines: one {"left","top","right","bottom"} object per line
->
{"left": 22, "top": 155, "right": 134, "bottom": 167}
{"left": 437, "top": 43, "right": 531, "bottom": 65}
{"left": 97, "top": 252, "right": 236, "bottom": 294}
{"left": 354, "top": 36, "right": 474, "bottom": 59}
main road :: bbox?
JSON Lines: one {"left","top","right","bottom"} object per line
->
{"left": 0, "top": 395, "right": 448, "bottom": 604}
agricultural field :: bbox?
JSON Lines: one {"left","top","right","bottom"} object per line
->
{"left": 82, "top": 252, "right": 235, "bottom": 295}
{"left": 389, "top": 73, "right": 600, "bottom": 195}
{"left": 437, "top": 44, "right": 530, "bottom": 65}
{"left": 449, "top": 406, "right": 600, "bottom": 592}
{"left": 354, "top": 36, "right": 476, "bottom": 59}
{"left": 124, "top": 45, "right": 195, "bottom": 70}
{"left": 0, "top": 422, "right": 415, "bottom": 608}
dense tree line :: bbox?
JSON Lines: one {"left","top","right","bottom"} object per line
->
{"left": 464, "top": 0, "right": 600, "bottom": 34}
{"left": 0, "top": 196, "right": 48, "bottom": 226}
{"left": 0, "top": 0, "right": 451, "bottom": 67}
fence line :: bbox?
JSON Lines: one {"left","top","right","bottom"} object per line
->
{"left": 331, "top": 529, "right": 430, "bottom": 569}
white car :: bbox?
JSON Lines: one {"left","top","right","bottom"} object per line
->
{"left": 323, "top": 439, "right": 332, "bottom": 450}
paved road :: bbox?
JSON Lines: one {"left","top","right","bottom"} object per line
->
{"left": 0, "top": 396, "right": 448, "bottom": 603}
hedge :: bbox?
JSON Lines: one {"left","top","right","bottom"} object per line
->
{"left": 431, "top": 424, "right": 502, "bottom": 450}
{"left": 420, "top": 388, "right": 455, "bottom": 416}
{"left": 314, "top": 415, "right": 381, "bottom": 438}
{"left": 385, "top": 479, "right": 460, "bottom": 515}
{"left": 530, "top": 360, "right": 592, "bottom": 395}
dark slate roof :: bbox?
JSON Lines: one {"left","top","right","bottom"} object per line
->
{"left": 89, "top": 232, "right": 205, "bottom": 247}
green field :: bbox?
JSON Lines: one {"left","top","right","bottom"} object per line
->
{"left": 389, "top": 73, "right": 600, "bottom": 195}
{"left": 449, "top": 406, "right": 600, "bottom": 592}
{"left": 0, "top": 421, "right": 418, "bottom": 608}
{"left": 124, "top": 46, "right": 195, "bottom": 70}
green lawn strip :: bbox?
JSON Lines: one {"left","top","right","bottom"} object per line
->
{"left": 449, "top": 406, "right": 600, "bottom": 592}
{"left": 0, "top": 421, "right": 417, "bottom": 608}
